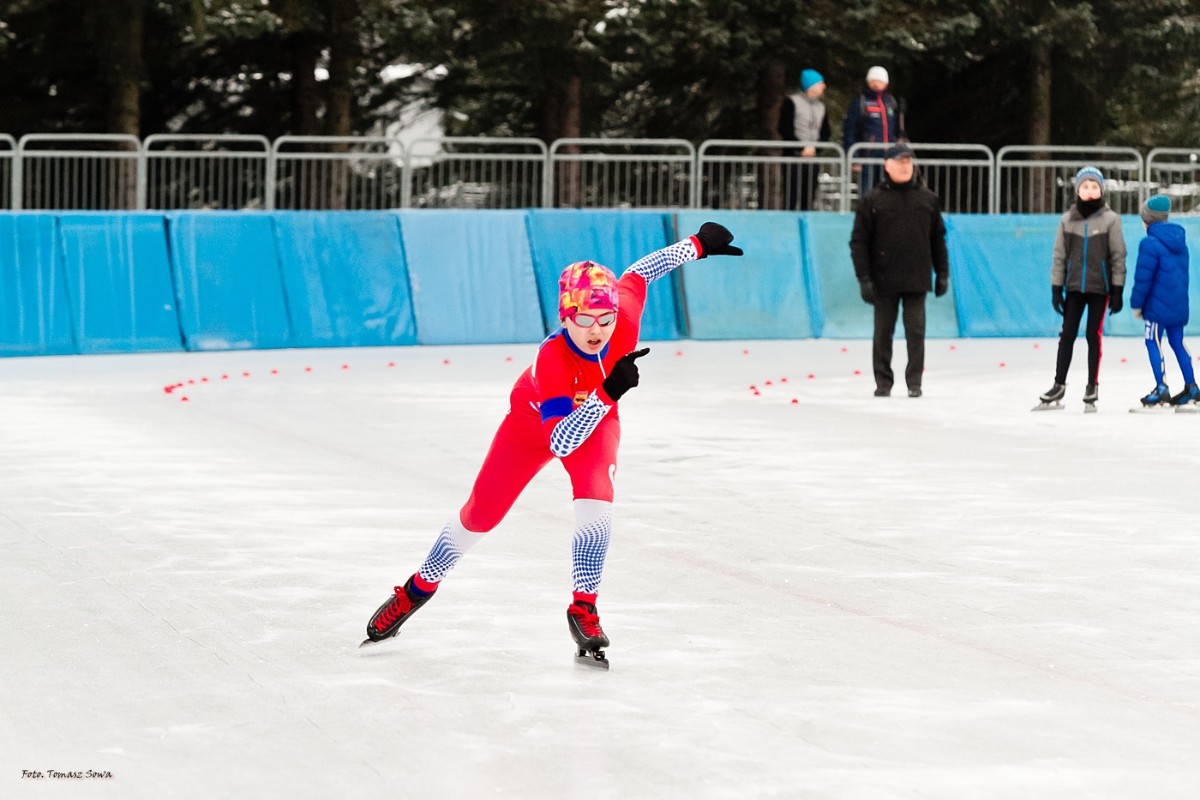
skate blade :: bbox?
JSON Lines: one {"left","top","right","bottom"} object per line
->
{"left": 1031, "top": 402, "right": 1064, "bottom": 412}
{"left": 1129, "top": 406, "right": 1173, "bottom": 414}
{"left": 1175, "top": 404, "right": 1199, "bottom": 414}
{"left": 358, "top": 633, "right": 397, "bottom": 649}
{"left": 574, "top": 647, "right": 610, "bottom": 670}
{"left": 1083, "top": 403, "right": 1097, "bottom": 413}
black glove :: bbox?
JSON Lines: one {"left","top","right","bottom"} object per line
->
{"left": 602, "top": 348, "right": 650, "bottom": 402}
{"left": 694, "top": 222, "right": 744, "bottom": 258}
{"left": 1052, "top": 284, "right": 1065, "bottom": 315}
{"left": 859, "top": 280, "right": 876, "bottom": 305}
{"left": 1109, "top": 285, "right": 1123, "bottom": 314}
{"left": 935, "top": 274, "right": 949, "bottom": 297}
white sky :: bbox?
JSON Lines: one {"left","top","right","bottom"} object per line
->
{"left": 2, "top": 337, "right": 1198, "bottom": 799}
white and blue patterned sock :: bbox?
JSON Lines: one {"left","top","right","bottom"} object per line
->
{"left": 571, "top": 499, "right": 613, "bottom": 594}
{"left": 417, "top": 517, "right": 483, "bottom": 585}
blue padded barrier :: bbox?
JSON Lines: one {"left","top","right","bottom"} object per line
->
{"left": 0, "top": 214, "right": 75, "bottom": 356}
{"left": 1106, "top": 216, "right": 1148, "bottom": 338}
{"left": 396, "top": 210, "right": 544, "bottom": 345}
{"left": 167, "top": 213, "right": 291, "bottom": 351}
{"left": 524, "top": 210, "right": 679, "bottom": 340}
{"left": 272, "top": 212, "right": 417, "bottom": 348}
{"left": 675, "top": 211, "right": 814, "bottom": 339}
{"left": 1178, "top": 219, "right": 1200, "bottom": 336}
{"left": 807, "top": 212, "right": 958, "bottom": 339}
{"left": 805, "top": 214, "right": 873, "bottom": 338}
{"left": 942, "top": 214, "right": 1063, "bottom": 337}
{"left": 8, "top": 210, "right": 1197, "bottom": 360}
{"left": 57, "top": 213, "right": 182, "bottom": 354}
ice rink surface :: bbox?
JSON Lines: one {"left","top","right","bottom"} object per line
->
{"left": 2, "top": 337, "right": 1199, "bottom": 799}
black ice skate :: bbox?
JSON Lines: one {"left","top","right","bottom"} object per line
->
{"left": 568, "top": 600, "right": 610, "bottom": 670}
{"left": 1082, "top": 383, "right": 1098, "bottom": 413}
{"left": 1130, "top": 383, "right": 1173, "bottom": 414}
{"left": 1171, "top": 383, "right": 1200, "bottom": 413}
{"left": 360, "top": 575, "right": 435, "bottom": 647}
{"left": 1032, "top": 382, "right": 1066, "bottom": 411}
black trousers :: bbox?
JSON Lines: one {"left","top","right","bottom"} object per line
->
{"left": 1055, "top": 291, "right": 1109, "bottom": 386}
{"left": 873, "top": 292, "right": 927, "bottom": 391}
{"left": 785, "top": 159, "right": 820, "bottom": 211}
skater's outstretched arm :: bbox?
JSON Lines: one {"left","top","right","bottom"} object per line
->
{"left": 625, "top": 222, "right": 743, "bottom": 284}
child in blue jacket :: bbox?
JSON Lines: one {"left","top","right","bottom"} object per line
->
{"left": 1130, "top": 194, "right": 1197, "bottom": 407}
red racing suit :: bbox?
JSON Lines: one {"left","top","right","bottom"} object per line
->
{"left": 458, "top": 237, "right": 699, "bottom": 532}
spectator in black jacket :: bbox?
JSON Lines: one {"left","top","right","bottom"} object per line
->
{"left": 850, "top": 143, "right": 950, "bottom": 398}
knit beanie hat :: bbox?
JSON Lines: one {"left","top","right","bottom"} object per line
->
{"left": 866, "top": 66, "right": 889, "bottom": 85}
{"left": 800, "top": 69, "right": 824, "bottom": 91}
{"left": 1141, "top": 194, "right": 1171, "bottom": 225}
{"left": 1074, "top": 165, "right": 1105, "bottom": 191}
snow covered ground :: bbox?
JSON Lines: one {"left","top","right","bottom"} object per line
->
{"left": 2, "top": 337, "right": 1198, "bottom": 799}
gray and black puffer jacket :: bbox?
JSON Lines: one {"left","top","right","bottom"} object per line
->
{"left": 1051, "top": 204, "right": 1126, "bottom": 294}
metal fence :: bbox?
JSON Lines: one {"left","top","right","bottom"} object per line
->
{"left": 143, "top": 134, "right": 270, "bottom": 210}
{"left": 15, "top": 134, "right": 140, "bottom": 210}
{"left": 548, "top": 139, "right": 694, "bottom": 209}
{"left": 0, "top": 135, "right": 13, "bottom": 210}
{"left": 694, "top": 140, "right": 846, "bottom": 211}
{"left": 851, "top": 142, "right": 994, "bottom": 213}
{"left": 1145, "top": 148, "right": 1200, "bottom": 214}
{"left": 272, "top": 136, "right": 405, "bottom": 210}
{"left": 1, "top": 133, "right": 1197, "bottom": 214}
{"left": 406, "top": 137, "right": 545, "bottom": 209}
{"left": 995, "top": 146, "right": 1144, "bottom": 215}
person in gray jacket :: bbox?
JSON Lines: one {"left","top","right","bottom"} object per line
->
{"left": 778, "top": 68, "right": 829, "bottom": 210}
{"left": 1037, "top": 166, "right": 1126, "bottom": 409}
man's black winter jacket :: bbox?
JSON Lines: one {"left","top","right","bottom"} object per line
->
{"left": 850, "top": 178, "right": 949, "bottom": 296}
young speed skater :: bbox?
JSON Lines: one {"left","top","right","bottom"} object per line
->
{"left": 362, "top": 222, "right": 744, "bottom": 665}
{"left": 1130, "top": 194, "right": 1197, "bottom": 409}
{"left": 1035, "top": 165, "right": 1126, "bottom": 412}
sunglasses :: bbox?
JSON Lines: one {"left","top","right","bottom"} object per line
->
{"left": 571, "top": 311, "right": 617, "bottom": 327}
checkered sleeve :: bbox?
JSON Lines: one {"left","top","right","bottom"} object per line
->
{"left": 625, "top": 238, "right": 701, "bottom": 284}
{"left": 548, "top": 392, "right": 612, "bottom": 458}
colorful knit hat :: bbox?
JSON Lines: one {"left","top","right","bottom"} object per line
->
{"left": 558, "top": 261, "right": 618, "bottom": 320}
{"left": 800, "top": 69, "right": 825, "bottom": 91}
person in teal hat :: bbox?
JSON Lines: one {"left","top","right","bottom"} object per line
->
{"left": 1130, "top": 194, "right": 1197, "bottom": 407}
{"left": 778, "top": 68, "right": 829, "bottom": 210}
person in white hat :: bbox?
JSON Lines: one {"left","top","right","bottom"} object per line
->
{"left": 843, "top": 65, "right": 904, "bottom": 193}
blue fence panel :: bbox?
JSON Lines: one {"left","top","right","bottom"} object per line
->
{"left": 675, "top": 211, "right": 813, "bottom": 339}
{"left": 57, "top": 213, "right": 182, "bottom": 354}
{"left": 0, "top": 214, "right": 75, "bottom": 356}
{"left": 167, "top": 212, "right": 291, "bottom": 351}
{"left": 948, "top": 214, "right": 1067, "bottom": 338}
{"left": 397, "top": 210, "right": 544, "bottom": 345}
{"left": 525, "top": 210, "right": 679, "bottom": 340}
{"left": 272, "top": 212, "right": 417, "bottom": 348}
{"left": 804, "top": 214, "right": 873, "bottom": 338}
{"left": 1180, "top": 219, "right": 1200, "bottom": 337}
